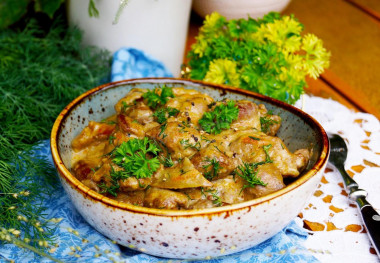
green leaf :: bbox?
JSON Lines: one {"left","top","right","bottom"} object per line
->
{"left": 0, "top": 0, "right": 30, "bottom": 29}
{"left": 34, "top": 0, "right": 64, "bottom": 18}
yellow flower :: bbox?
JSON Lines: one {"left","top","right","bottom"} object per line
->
{"left": 204, "top": 59, "right": 241, "bottom": 87}
{"left": 301, "top": 34, "right": 331, "bottom": 79}
{"left": 254, "top": 15, "right": 303, "bottom": 53}
{"left": 192, "top": 35, "right": 208, "bottom": 57}
{"left": 202, "top": 12, "right": 224, "bottom": 35}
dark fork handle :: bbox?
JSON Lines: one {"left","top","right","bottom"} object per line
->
{"left": 336, "top": 163, "right": 380, "bottom": 257}
{"left": 357, "top": 198, "right": 380, "bottom": 256}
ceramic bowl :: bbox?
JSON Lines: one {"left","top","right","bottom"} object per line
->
{"left": 192, "top": 0, "right": 291, "bottom": 20}
{"left": 51, "top": 78, "right": 329, "bottom": 259}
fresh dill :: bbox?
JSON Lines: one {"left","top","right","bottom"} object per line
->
{"left": 205, "top": 189, "right": 223, "bottom": 206}
{"left": 159, "top": 155, "right": 174, "bottom": 168}
{"left": 202, "top": 157, "right": 221, "bottom": 180}
{"left": 260, "top": 114, "right": 278, "bottom": 133}
{"left": 0, "top": 17, "right": 111, "bottom": 254}
{"left": 180, "top": 139, "right": 201, "bottom": 151}
{"left": 235, "top": 162, "right": 267, "bottom": 189}
{"left": 235, "top": 144, "right": 273, "bottom": 189}
{"left": 159, "top": 123, "right": 168, "bottom": 137}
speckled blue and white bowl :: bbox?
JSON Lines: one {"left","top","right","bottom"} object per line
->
{"left": 51, "top": 78, "right": 329, "bottom": 259}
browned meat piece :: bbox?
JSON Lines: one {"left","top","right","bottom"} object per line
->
{"left": 91, "top": 160, "right": 112, "bottom": 182}
{"left": 72, "top": 121, "right": 115, "bottom": 151}
{"left": 294, "top": 149, "right": 311, "bottom": 172}
{"left": 230, "top": 100, "right": 261, "bottom": 131}
{"left": 172, "top": 87, "right": 200, "bottom": 96}
{"left": 125, "top": 101, "right": 154, "bottom": 125}
{"left": 118, "top": 114, "right": 145, "bottom": 138}
{"left": 144, "top": 187, "right": 189, "bottom": 209}
{"left": 81, "top": 179, "right": 100, "bottom": 192}
{"left": 114, "top": 88, "right": 147, "bottom": 114}
{"left": 243, "top": 163, "right": 285, "bottom": 199}
{"left": 229, "top": 132, "right": 306, "bottom": 177}
{"left": 191, "top": 142, "right": 237, "bottom": 179}
{"left": 178, "top": 188, "right": 215, "bottom": 209}
{"left": 71, "top": 141, "right": 109, "bottom": 179}
{"left": 115, "top": 191, "right": 145, "bottom": 206}
{"left": 165, "top": 91, "right": 214, "bottom": 125}
{"left": 119, "top": 177, "right": 152, "bottom": 191}
{"left": 151, "top": 158, "right": 212, "bottom": 188}
{"left": 72, "top": 160, "right": 93, "bottom": 180}
{"left": 188, "top": 199, "right": 215, "bottom": 209}
{"left": 204, "top": 175, "right": 245, "bottom": 205}
{"left": 146, "top": 121, "right": 204, "bottom": 159}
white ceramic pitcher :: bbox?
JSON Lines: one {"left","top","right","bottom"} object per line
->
{"left": 67, "top": 0, "right": 192, "bottom": 77}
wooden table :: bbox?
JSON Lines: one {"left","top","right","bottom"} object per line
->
{"left": 185, "top": 0, "right": 380, "bottom": 119}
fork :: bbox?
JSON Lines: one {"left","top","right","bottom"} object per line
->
{"left": 328, "top": 133, "right": 380, "bottom": 257}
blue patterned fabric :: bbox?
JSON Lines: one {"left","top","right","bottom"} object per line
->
{"left": 111, "top": 48, "right": 173, "bottom": 81}
{"left": 0, "top": 49, "right": 319, "bottom": 262}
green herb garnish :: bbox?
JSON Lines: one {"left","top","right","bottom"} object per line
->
{"left": 186, "top": 12, "right": 330, "bottom": 104}
{"left": 143, "top": 85, "right": 174, "bottom": 109}
{"left": 112, "top": 138, "right": 161, "bottom": 179}
{"left": 260, "top": 115, "right": 278, "bottom": 133}
{"left": 249, "top": 136, "right": 261, "bottom": 141}
{"left": 153, "top": 107, "right": 180, "bottom": 124}
{"left": 235, "top": 144, "right": 273, "bottom": 189}
{"left": 205, "top": 189, "right": 223, "bottom": 206}
{"left": 180, "top": 139, "right": 201, "bottom": 151}
{"left": 159, "top": 155, "right": 174, "bottom": 168}
{"left": 202, "top": 157, "right": 221, "bottom": 180}
{"left": 235, "top": 162, "right": 267, "bottom": 189}
{"left": 0, "top": 19, "right": 110, "bottom": 257}
{"left": 199, "top": 100, "right": 239, "bottom": 134}
{"left": 159, "top": 122, "right": 167, "bottom": 137}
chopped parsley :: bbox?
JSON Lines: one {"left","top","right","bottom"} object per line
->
{"left": 199, "top": 100, "right": 239, "bottom": 134}
{"left": 112, "top": 138, "right": 161, "bottom": 179}
{"left": 153, "top": 107, "right": 180, "bottom": 124}
{"left": 143, "top": 85, "right": 174, "bottom": 109}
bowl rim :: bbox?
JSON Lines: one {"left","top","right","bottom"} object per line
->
{"left": 51, "top": 77, "right": 329, "bottom": 217}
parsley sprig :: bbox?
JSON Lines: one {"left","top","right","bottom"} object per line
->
{"left": 186, "top": 12, "right": 330, "bottom": 104}
{"left": 112, "top": 138, "right": 161, "bottom": 179}
{"left": 153, "top": 107, "right": 180, "bottom": 124}
{"left": 199, "top": 100, "right": 239, "bottom": 134}
{"left": 143, "top": 85, "right": 175, "bottom": 109}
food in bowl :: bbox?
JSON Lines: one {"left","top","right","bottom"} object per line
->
{"left": 51, "top": 78, "right": 329, "bottom": 259}
{"left": 71, "top": 85, "right": 310, "bottom": 210}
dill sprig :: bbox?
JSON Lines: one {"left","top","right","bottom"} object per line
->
{"left": 0, "top": 17, "right": 111, "bottom": 256}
